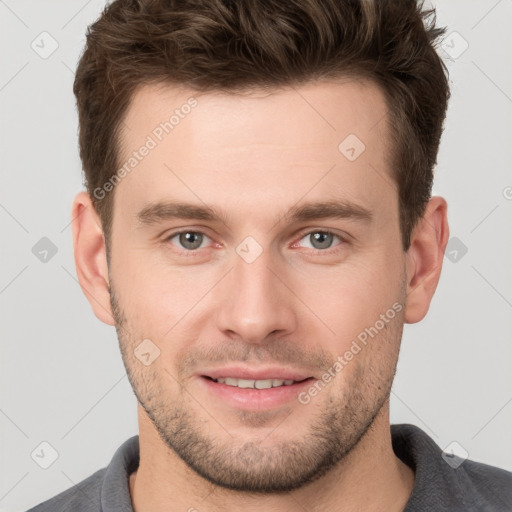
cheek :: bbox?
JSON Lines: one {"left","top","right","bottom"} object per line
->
{"left": 113, "top": 251, "right": 223, "bottom": 339}
{"left": 295, "top": 255, "right": 403, "bottom": 346}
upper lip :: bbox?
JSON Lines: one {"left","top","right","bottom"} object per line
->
{"left": 199, "top": 366, "right": 314, "bottom": 382}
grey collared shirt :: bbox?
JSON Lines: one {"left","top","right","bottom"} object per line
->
{"left": 27, "top": 424, "right": 512, "bottom": 511}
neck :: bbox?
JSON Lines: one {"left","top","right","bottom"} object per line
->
{"left": 129, "top": 402, "right": 414, "bottom": 512}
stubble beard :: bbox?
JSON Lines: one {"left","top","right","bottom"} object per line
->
{"left": 109, "top": 283, "right": 404, "bottom": 493}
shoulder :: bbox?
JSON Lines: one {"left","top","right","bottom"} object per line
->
{"left": 392, "top": 423, "right": 512, "bottom": 512}
{"left": 25, "top": 468, "right": 105, "bottom": 512}
{"left": 26, "top": 435, "right": 139, "bottom": 512}
{"left": 455, "top": 457, "right": 512, "bottom": 510}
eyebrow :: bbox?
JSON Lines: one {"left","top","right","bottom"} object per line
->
{"left": 135, "top": 199, "right": 373, "bottom": 227}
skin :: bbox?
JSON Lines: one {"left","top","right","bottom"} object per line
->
{"left": 72, "top": 78, "right": 449, "bottom": 511}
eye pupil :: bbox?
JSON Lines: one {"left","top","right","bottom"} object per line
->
{"left": 310, "top": 232, "right": 333, "bottom": 249}
{"left": 179, "top": 232, "right": 203, "bottom": 250}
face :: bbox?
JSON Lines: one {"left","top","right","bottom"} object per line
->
{"left": 108, "top": 79, "right": 407, "bottom": 492}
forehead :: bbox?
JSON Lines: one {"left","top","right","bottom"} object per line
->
{"left": 115, "top": 79, "right": 395, "bottom": 224}
{"left": 121, "top": 78, "right": 389, "bottom": 150}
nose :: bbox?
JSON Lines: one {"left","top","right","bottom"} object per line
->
{"left": 215, "top": 247, "right": 298, "bottom": 344}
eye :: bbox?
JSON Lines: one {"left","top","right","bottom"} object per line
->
{"left": 296, "top": 231, "right": 343, "bottom": 250}
{"left": 168, "top": 231, "right": 210, "bottom": 251}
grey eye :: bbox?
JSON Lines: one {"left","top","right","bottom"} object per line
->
{"left": 309, "top": 232, "right": 334, "bottom": 249}
{"left": 177, "top": 232, "right": 204, "bottom": 250}
{"left": 296, "top": 231, "right": 342, "bottom": 251}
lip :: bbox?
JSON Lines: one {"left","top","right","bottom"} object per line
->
{"left": 196, "top": 366, "right": 316, "bottom": 411}
{"left": 199, "top": 377, "right": 314, "bottom": 411}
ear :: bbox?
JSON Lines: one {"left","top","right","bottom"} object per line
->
{"left": 71, "top": 191, "right": 115, "bottom": 326}
{"left": 404, "top": 196, "right": 449, "bottom": 324}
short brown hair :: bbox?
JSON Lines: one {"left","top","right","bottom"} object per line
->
{"left": 74, "top": 0, "right": 450, "bottom": 251}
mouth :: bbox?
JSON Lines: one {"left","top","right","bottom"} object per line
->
{"left": 197, "top": 368, "right": 316, "bottom": 410}
{"left": 203, "top": 376, "right": 311, "bottom": 389}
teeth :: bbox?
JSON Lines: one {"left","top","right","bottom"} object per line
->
{"left": 214, "top": 377, "right": 296, "bottom": 389}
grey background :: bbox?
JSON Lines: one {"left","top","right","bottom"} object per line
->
{"left": 1, "top": 1, "right": 511, "bottom": 510}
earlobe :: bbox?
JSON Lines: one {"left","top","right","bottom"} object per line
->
{"left": 71, "top": 191, "right": 115, "bottom": 326}
{"left": 403, "top": 196, "right": 449, "bottom": 324}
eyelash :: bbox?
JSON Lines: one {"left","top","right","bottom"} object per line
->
{"left": 164, "top": 229, "right": 347, "bottom": 255}
{"left": 291, "top": 230, "right": 346, "bottom": 253}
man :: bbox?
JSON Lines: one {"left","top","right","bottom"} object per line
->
{"left": 28, "top": 0, "right": 512, "bottom": 510}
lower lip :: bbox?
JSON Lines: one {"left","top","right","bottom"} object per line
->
{"left": 199, "top": 377, "right": 314, "bottom": 411}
